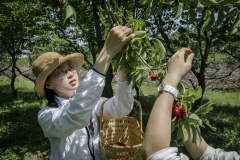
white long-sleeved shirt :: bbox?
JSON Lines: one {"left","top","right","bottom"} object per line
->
{"left": 38, "top": 70, "right": 134, "bottom": 160}
{"left": 146, "top": 146, "right": 240, "bottom": 160}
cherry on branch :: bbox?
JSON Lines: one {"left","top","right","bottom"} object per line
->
{"left": 150, "top": 74, "right": 158, "bottom": 81}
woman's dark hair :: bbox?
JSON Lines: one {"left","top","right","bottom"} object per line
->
{"left": 44, "top": 78, "right": 59, "bottom": 108}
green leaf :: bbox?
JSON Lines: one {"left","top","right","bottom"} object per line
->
{"left": 132, "top": 20, "right": 140, "bottom": 32}
{"left": 155, "top": 39, "right": 166, "bottom": 58}
{"left": 189, "top": 113, "right": 202, "bottom": 126}
{"left": 134, "top": 31, "right": 147, "bottom": 39}
{"left": 177, "top": 121, "right": 183, "bottom": 139}
{"left": 182, "top": 122, "right": 191, "bottom": 142}
{"left": 173, "top": 2, "right": 183, "bottom": 19}
{"left": 195, "top": 101, "right": 213, "bottom": 115}
{"left": 182, "top": 0, "right": 194, "bottom": 3}
{"left": 171, "top": 118, "right": 177, "bottom": 132}
{"left": 64, "top": 5, "right": 75, "bottom": 23}
{"left": 188, "top": 8, "right": 196, "bottom": 24}
{"left": 185, "top": 92, "right": 196, "bottom": 103}
{"left": 201, "top": 0, "right": 217, "bottom": 6}
{"left": 225, "top": 7, "right": 237, "bottom": 18}
{"left": 183, "top": 101, "right": 192, "bottom": 113}
{"left": 154, "top": 2, "right": 163, "bottom": 15}
{"left": 97, "top": 6, "right": 105, "bottom": 20}
{"left": 230, "top": 13, "right": 240, "bottom": 35}
{"left": 136, "top": 66, "right": 148, "bottom": 70}
{"left": 230, "top": 28, "right": 238, "bottom": 35}
{"left": 202, "top": 11, "right": 215, "bottom": 31}
{"left": 148, "top": 27, "right": 153, "bottom": 36}
{"left": 141, "top": 0, "right": 148, "bottom": 5}
{"left": 103, "top": 27, "right": 109, "bottom": 40}
{"left": 177, "top": 82, "right": 186, "bottom": 97}
{"left": 194, "top": 86, "right": 202, "bottom": 100}
{"left": 134, "top": 31, "right": 146, "bottom": 35}
{"left": 135, "top": 73, "right": 142, "bottom": 81}
{"left": 215, "top": 9, "right": 225, "bottom": 27}
{"left": 66, "top": 5, "right": 74, "bottom": 19}
{"left": 197, "top": 2, "right": 204, "bottom": 13}
{"left": 191, "top": 124, "right": 201, "bottom": 146}
{"left": 218, "top": 0, "right": 237, "bottom": 5}
{"left": 146, "top": 0, "right": 153, "bottom": 18}
{"left": 203, "top": 119, "right": 216, "bottom": 131}
{"left": 131, "top": 38, "right": 141, "bottom": 46}
{"left": 184, "top": 116, "right": 201, "bottom": 124}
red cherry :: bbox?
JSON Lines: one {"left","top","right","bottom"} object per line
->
{"left": 150, "top": 74, "right": 158, "bottom": 81}
{"left": 172, "top": 108, "right": 180, "bottom": 116}
{"left": 178, "top": 106, "right": 183, "bottom": 112}
{"left": 123, "top": 143, "right": 130, "bottom": 147}
{"left": 56, "top": 0, "right": 62, "bottom": 6}
{"left": 121, "top": 15, "right": 125, "bottom": 19}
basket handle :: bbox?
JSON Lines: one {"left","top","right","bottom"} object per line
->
{"left": 99, "top": 99, "right": 143, "bottom": 131}
{"left": 134, "top": 99, "right": 143, "bottom": 131}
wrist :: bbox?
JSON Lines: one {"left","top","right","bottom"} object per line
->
{"left": 162, "top": 76, "right": 180, "bottom": 89}
{"left": 158, "top": 83, "right": 178, "bottom": 98}
{"left": 118, "top": 67, "right": 127, "bottom": 81}
{"left": 93, "top": 50, "right": 111, "bottom": 75}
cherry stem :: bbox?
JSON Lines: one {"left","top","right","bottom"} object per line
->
{"left": 112, "top": 0, "right": 129, "bottom": 25}
{"left": 104, "top": 0, "right": 119, "bottom": 26}
{"left": 135, "top": 46, "right": 156, "bottom": 75}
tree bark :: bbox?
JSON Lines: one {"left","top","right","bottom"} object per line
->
{"left": 193, "top": 31, "right": 211, "bottom": 109}
{"left": 92, "top": 0, "right": 114, "bottom": 98}
{"left": 101, "top": 64, "right": 114, "bottom": 98}
{"left": 11, "top": 53, "right": 17, "bottom": 98}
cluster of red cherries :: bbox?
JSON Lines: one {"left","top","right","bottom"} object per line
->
{"left": 172, "top": 102, "right": 187, "bottom": 120}
{"left": 110, "top": 142, "right": 130, "bottom": 147}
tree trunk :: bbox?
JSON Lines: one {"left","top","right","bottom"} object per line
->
{"left": 101, "top": 64, "right": 114, "bottom": 98}
{"left": 92, "top": 0, "right": 104, "bottom": 49}
{"left": 135, "top": 86, "right": 139, "bottom": 100}
{"left": 92, "top": 1, "right": 114, "bottom": 98}
{"left": 193, "top": 72, "right": 206, "bottom": 109}
{"left": 11, "top": 55, "right": 17, "bottom": 98}
{"left": 193, "top": 31, "right": 211, "bottom": 109}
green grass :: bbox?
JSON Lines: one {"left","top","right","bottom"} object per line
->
{"left": 202, "top": 90, "right": 240, "bottom": 152}
{"left": 204, "top": 90, "right": 240, "bottom": 106}
{"left": 0, "top": 76, "right": 239, "bottom": 159}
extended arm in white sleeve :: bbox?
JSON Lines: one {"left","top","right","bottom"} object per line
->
{"left": 100, "top": 81, "right": 134, "bottom": 119}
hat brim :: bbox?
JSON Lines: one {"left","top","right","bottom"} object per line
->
{"left": 34, "top": 53, "right": 84, "bottom": 97}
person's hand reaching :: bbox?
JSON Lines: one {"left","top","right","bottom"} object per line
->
{"left": 102, "top": 26, "right": 135, "bottom": 59}
{"left": 163, "top": 48, "right": 194, "bottom": 88}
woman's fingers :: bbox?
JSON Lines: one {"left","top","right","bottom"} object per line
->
{"left": 120, "top": 26, "right": 135, "bottom": 42}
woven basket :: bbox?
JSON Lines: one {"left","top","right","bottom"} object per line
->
{"left": 99, "top": 99, "right": 144, "bottom": 160}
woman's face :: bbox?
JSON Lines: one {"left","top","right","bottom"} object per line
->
{"left": 46, "top": 62, "right": 79, "bottom": 99}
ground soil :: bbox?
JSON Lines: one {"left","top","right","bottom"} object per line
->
{"left": 183, "top": 67, "right": 240, "bottom": 91}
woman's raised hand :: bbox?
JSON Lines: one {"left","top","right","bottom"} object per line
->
{"left": 93, "top": 26, "right": 135, "bottom": 75}
{"left": 102, "top": 26, "right": 135, "bottom": 59}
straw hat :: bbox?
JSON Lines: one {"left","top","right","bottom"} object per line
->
{"left": 32, "top": 52, "right": 84, "bottom": 97}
